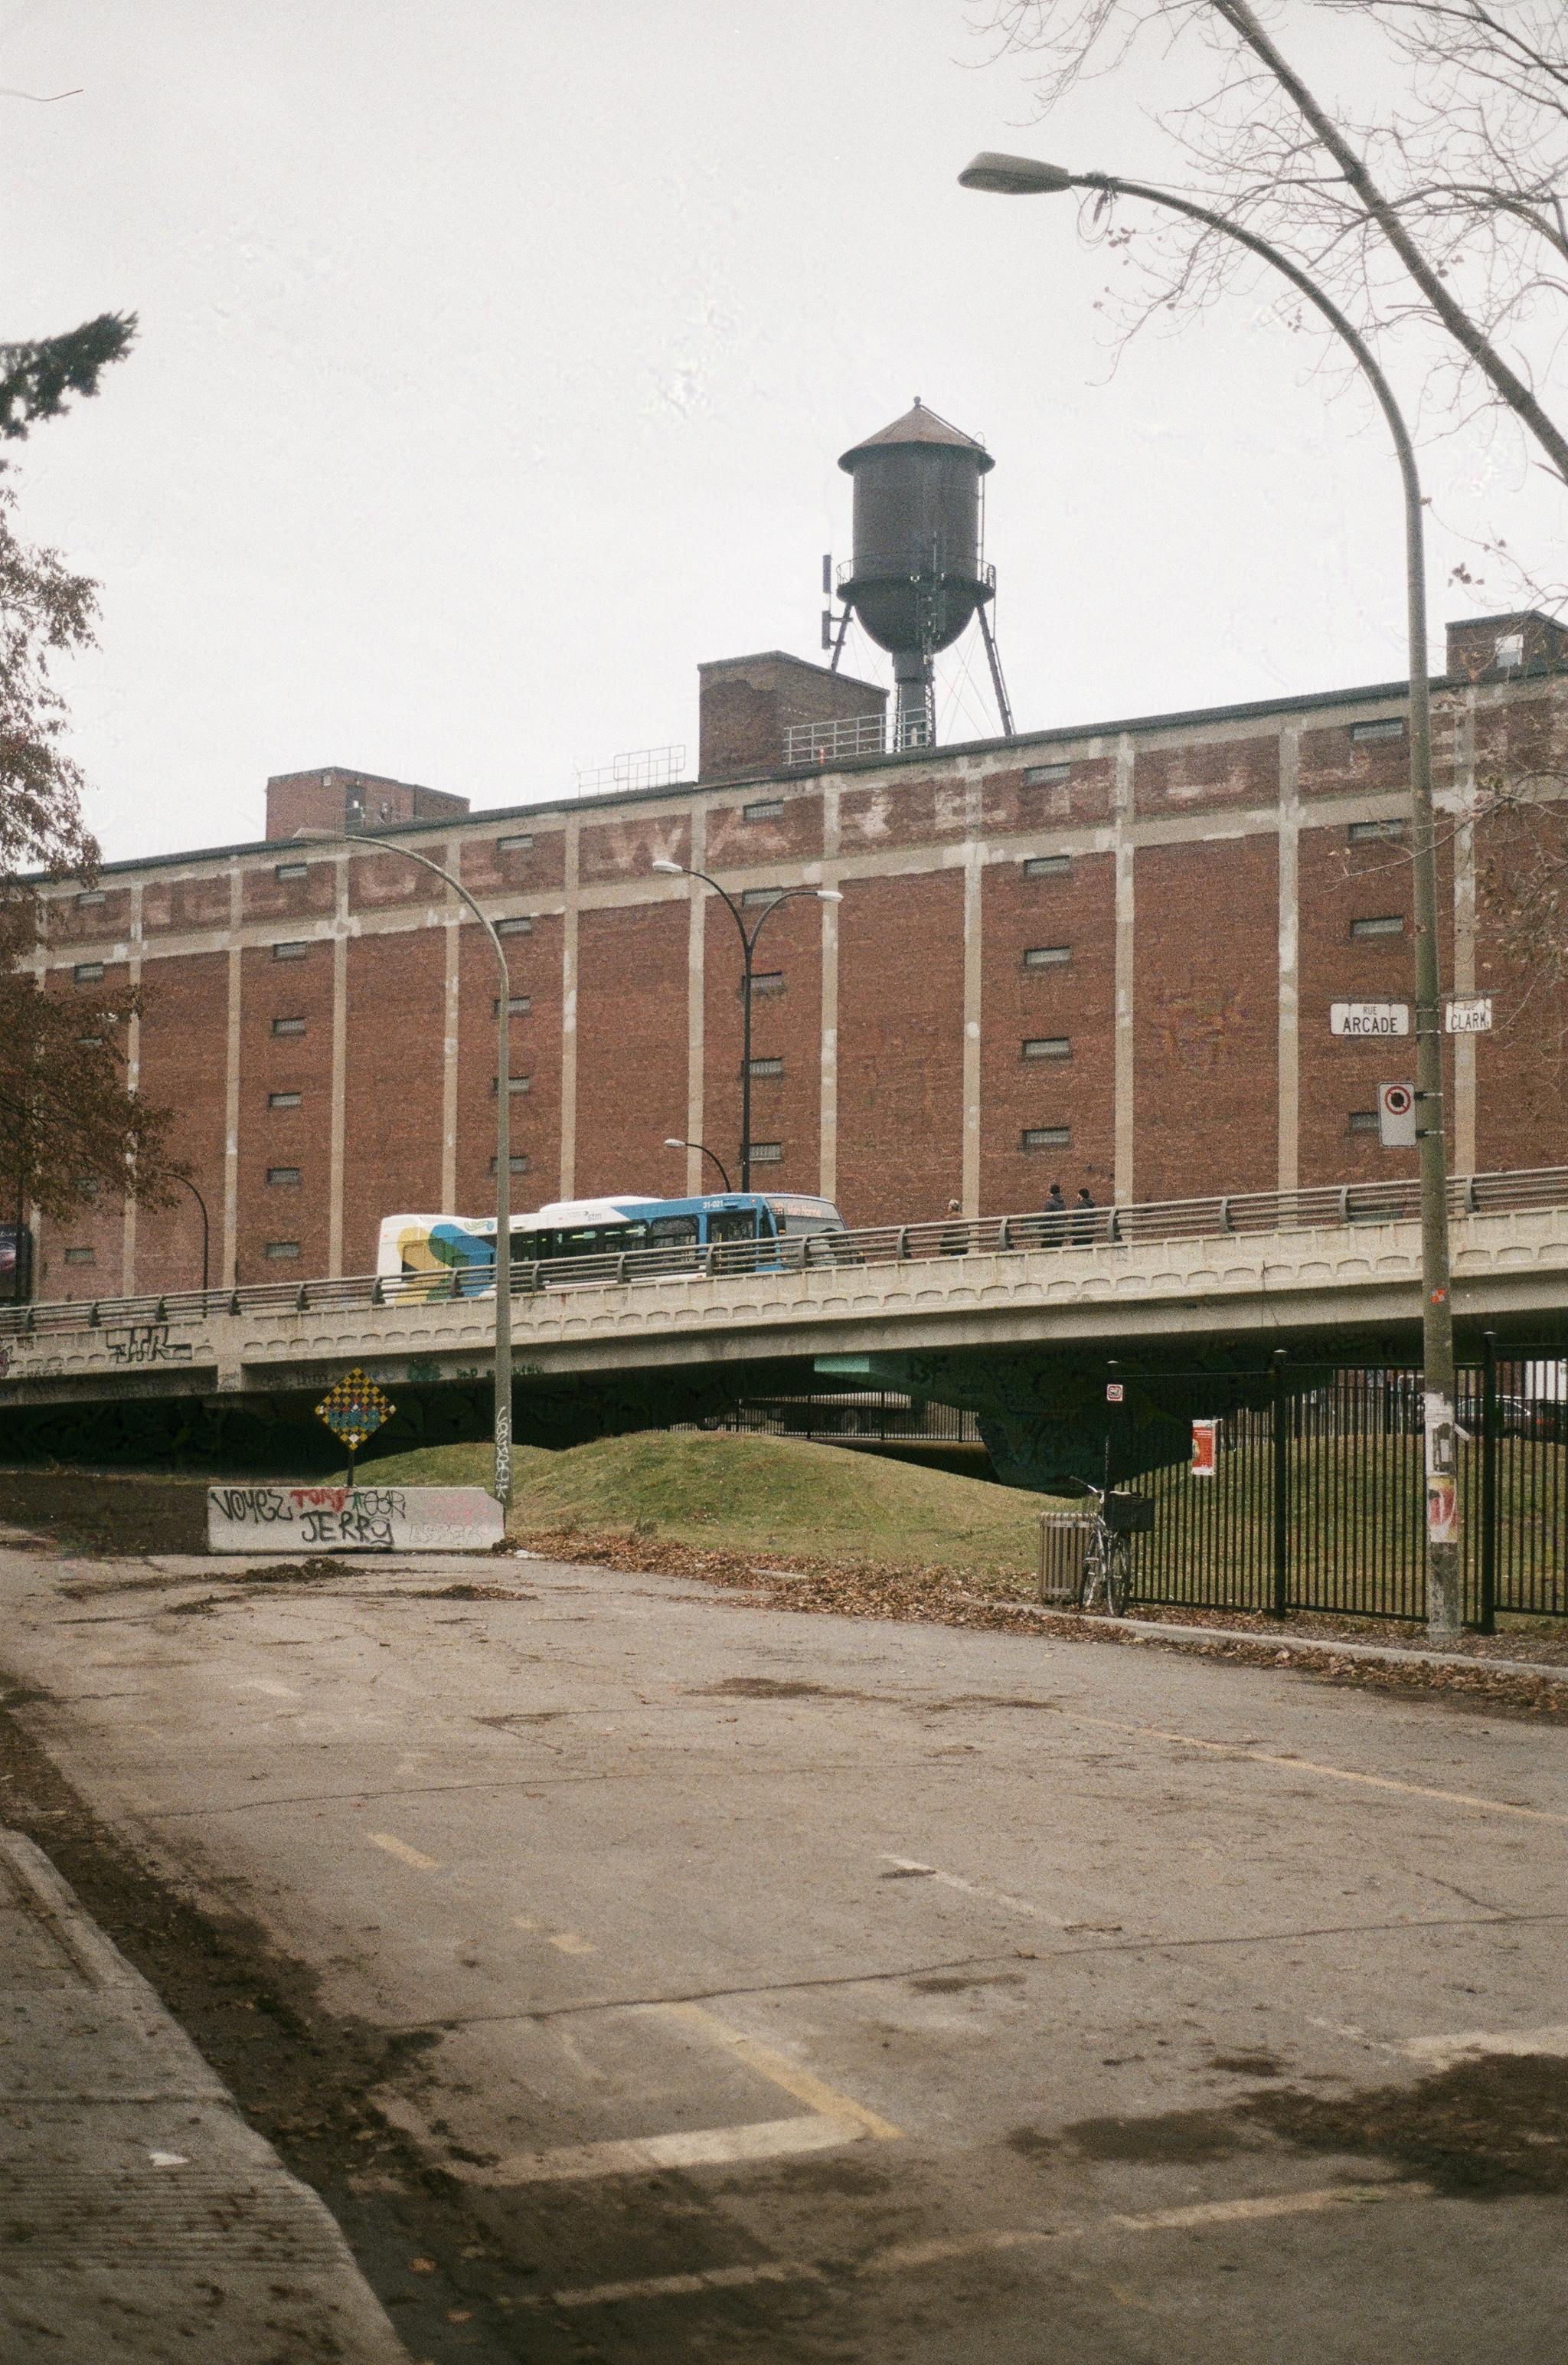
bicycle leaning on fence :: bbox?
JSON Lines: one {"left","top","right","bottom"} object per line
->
{"left": 1070, "top": 1478, "right": 1155, "bottom": 1616}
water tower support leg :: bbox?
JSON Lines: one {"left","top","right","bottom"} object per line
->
{"left": 977, "top": 603, "right": 1014, "bottom": 738}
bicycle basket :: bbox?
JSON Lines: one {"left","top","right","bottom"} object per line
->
{"left": 1104, "top": 1492, "right": 1155, "bottom": 1535}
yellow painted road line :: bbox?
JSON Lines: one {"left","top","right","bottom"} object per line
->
{"left": 648, "top": 1999, "right": 903, "bottom": 2139}
{"left": 1063, "top": 1711, "right": 1568, "bottom": 1827}
{"left": 530, "top": 2183, "right": 1436, "bottom": 2307}
{"left": 1109, "top": 2182, "right": 1432, "bottom": 2230}
{"left": 542, "top": 2259, "right": 826, "bottom": 2309}
{"left": 368, "top": 1831, "right": 441, "bottom": 1869}
{"left": 448, "top": 2113, "right": 868, "bottom": 2185}
{"left": 1403, "top": 2024, "right": 1568, "bottom": 2070}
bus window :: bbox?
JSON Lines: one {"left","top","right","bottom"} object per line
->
{"left": 706, "top": 1209, "right": 758, "bottom": 1245}
{"left": 648, "top": 1215, "right": 699, "bottom": 1245}
{"left": 764, "top": 1196, "right": 846, "bottom": 1237}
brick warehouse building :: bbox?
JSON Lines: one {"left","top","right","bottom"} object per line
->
{"left": 22, "top": 610, "right": 1568, "bottom": 1301}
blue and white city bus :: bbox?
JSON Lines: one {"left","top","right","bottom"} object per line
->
{"left": 377, "top": 1191, "right": 848, "bottom": 1295}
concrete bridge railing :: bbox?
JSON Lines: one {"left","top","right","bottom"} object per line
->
{"left": 2, "top": 1173, "right": 1566, "bottom": 1409}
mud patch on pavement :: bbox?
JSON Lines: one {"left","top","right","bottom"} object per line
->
{"left": 697, "top": 1675, "right": 876, "bottom": 1703}
{"left": 1028, "top": 2055, "right": 1568, "bottom": 2197}
{"left": 0, "top": 1470, "right": 207, "bottom": 1556}
{"left": 1209, "top": 2050, "right": 1289, "bottom": 2078}
{"left": 1247, "top": 2054, "right": 1568, "bottom": 2197}
{"left": 1051, "top": 2105, "right": 1253, "bottom": 2165}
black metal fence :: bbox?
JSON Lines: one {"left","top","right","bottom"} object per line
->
{"left": 1124, "top": 1343, "right": 1567, "bottom": 1629}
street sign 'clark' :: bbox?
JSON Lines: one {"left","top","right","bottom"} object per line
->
{"left": 1445, "top": 996, "right": 1494, "bottom": 1034}
{"left": 1331, "top": 1003, "right": 1410, "bottom": 1037}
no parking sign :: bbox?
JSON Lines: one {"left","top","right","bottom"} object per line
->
{"left": 1191, "top": 1418, "right": 1219, "bottom": 1478}
{"left": 1377, "top": 1081, "right": 1417, "bottom": 1147}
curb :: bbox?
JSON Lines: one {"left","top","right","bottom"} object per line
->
{"left": 954, "top": 1599, "right": 1568, "bottom": 1685}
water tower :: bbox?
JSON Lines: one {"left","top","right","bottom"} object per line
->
{"left": 826, "top": 399, "right": 1012, "bottom": 750}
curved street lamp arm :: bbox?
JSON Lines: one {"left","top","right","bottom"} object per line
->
{"left": 1043, "top": 168, "right": 1455, "bottom": 1626}
{"left": 742, "top": 882, "right": 832, "bottom": 958}
{"left": 299, "top": 829, "right": 514, "bottom": 1506}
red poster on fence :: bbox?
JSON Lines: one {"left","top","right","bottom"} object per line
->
{"left": 1191, "top": 1418, "right": 1219, "bottom": 1478}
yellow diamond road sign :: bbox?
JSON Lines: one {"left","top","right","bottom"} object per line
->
{"left": 315, "top": 1369, "right": 395, "bottom": 1453}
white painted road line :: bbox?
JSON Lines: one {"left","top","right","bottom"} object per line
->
{"left": 1402, "top": 2024, "right": 1568, "bottom": 2071}
{"left": 877, "top": 1854, "right": 1067, "bottom": 1928}
{"left": 1064, "top": 1711, "right": 1568, "bottom": 1827}
{"left": 446, "top": 2113, "right": 871, "bottom": 2184}
{"left": 367, "top": 1832, "right": 442, "bottom": 1870}
{"left": 647, "top": 2000, "right": 904, "bottom": 2139}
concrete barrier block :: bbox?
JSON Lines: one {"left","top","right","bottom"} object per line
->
{"left": 207, "top": 1483, "right": 504, "bottom": 1553}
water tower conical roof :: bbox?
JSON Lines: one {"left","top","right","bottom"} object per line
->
{"left": 838, "top": 398, "right": 994, "bottom": 475}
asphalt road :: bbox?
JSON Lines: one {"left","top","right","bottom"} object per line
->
{"left": 2, "top": 1540, "right": 1566, "bottom": 2363}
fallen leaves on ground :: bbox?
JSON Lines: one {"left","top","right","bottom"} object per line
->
{"left": 506, "top": 1525, "right": 1568, "bottom": 1722}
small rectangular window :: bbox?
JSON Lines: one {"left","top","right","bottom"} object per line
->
{"left": 496, "top": 833, "right": 534, "bottom": 853}
{"left": 742, "top": 886, "right": 786, "bottom": 907}
{"left": 273, "top": 861, "right": 309, "bottom": 882}
{"left": 496, "top": 915, "right": 533, "bottom": 936}
{"left": 269, "top": 1090, "right": 302, "bottom": 1110}
{"left": 743, "top": 797, "right": 785, "bottom": 822}
{"left": 264, "top": 1240, "right": 301, "bottom": 1260}
{"left": 748, "top": 1141, "right": 784, "bottom": 1164}
{"left": 491, "top": 1075, "right": 531, "bottom": 1094}
{"left": 1349, "top": 1111, "right": 1380, "bottom": 1133}
{"left": 1348, "top": 819, "right": 1407, "bottom": 843}
{"left": 1022, "top": 855, "right": 1071, "bottom": 880}
{"left": 1023, "top": 1126, "right": 1070, "bottom": 1150}
{"left": 74, "top": 962, "right": 104, "bottom": 983}
{"left": 1351, "top": 718, "right": 1405, "bottom": 744}
{"left": 492, "top": 995, "right": 531, "bottom": 1016}
{"left": 749, "top": 1056, "right": 783, "bottom": 1078}
{"left": 489, "top": 1153, "right": 531, "bottom": 1174}
{"left": 76, "top": 889, "right": 106, "bottom": 907}
{"left": 1024, "top": 763, "right": 1071, "bottom": 787}
{"left": 1023, "top": 1038, "right": 1071, "bottom": 1059}
{"left": 76, "top": 1176, "right": 100, "bottom": 1198}
{"left": 1024, "top": 944, "right": 1071, "bottom": 967}
{"left": 1494, "top": 631, "right": 1524, "bottom": 670}
{"left": 1351, "top": 915, "right": 1404, "bottom": 939}
{"left": 752, "top": 970, "right": 785, "bottom": 994}
{"left": 77, "top": 1034, "right": 103, "bottom": 1048}
{"left": 267, "top": 1166, "right": 302, "bottom": 1186}
{"left": 64, "top": 1245, "right": 96, "bottom": 1264}
{"left": 271, "top": 1016, "right": 306, "bottom": 1036}
{"left": 272, "top": 940, "right": 309, "bottom": 961}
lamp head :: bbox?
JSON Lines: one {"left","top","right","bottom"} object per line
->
{"left": 663, "top": 1137, "right": 686, "bottom": 1150}
{"left": 816, "top": 889, "right": 844, "bottom": 902}
{"left": 651, "top": 858, "right": 684, "bottom": 876}
{"left": 959, "top": 152, "right": 1075, "bottom": 196}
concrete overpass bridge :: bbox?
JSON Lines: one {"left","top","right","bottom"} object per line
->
{"left": 3, "top": 1167, "right": 1566, "bottom": 1487}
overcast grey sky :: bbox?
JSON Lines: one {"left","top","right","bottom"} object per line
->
{"left": 5, "top": 0, "right": 1563, "bottom": 863}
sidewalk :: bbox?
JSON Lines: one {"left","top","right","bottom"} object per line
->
{"left": 0, "top": 1826, "right": 409, "bottom": 2363}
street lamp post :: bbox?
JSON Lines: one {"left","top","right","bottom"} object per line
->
{"left": 177, "top": 1174, "right": 211, "bottom": 1297}
{"left": 664, "top": 1137, "right": 734, "bottom": 1192}
{"left": 652, "top": 864, "right": 842, "bottom": 1192}
{"left": 296, "top": 829, "right": 516, "bottom": 1507}
{"left": 961, "top": 152, "right": 1462, "bottom": 1634}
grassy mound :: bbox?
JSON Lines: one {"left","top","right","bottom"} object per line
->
{"left": 361, "top": 1431, "right": 1066, "bottom": 1576}
{"left": 345, "top": 1441, "right": 556, "bottom": 1492}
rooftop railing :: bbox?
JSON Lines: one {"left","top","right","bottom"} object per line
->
{"left": 3, "top": 1163, "right": 1564, "bottom": 1346}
